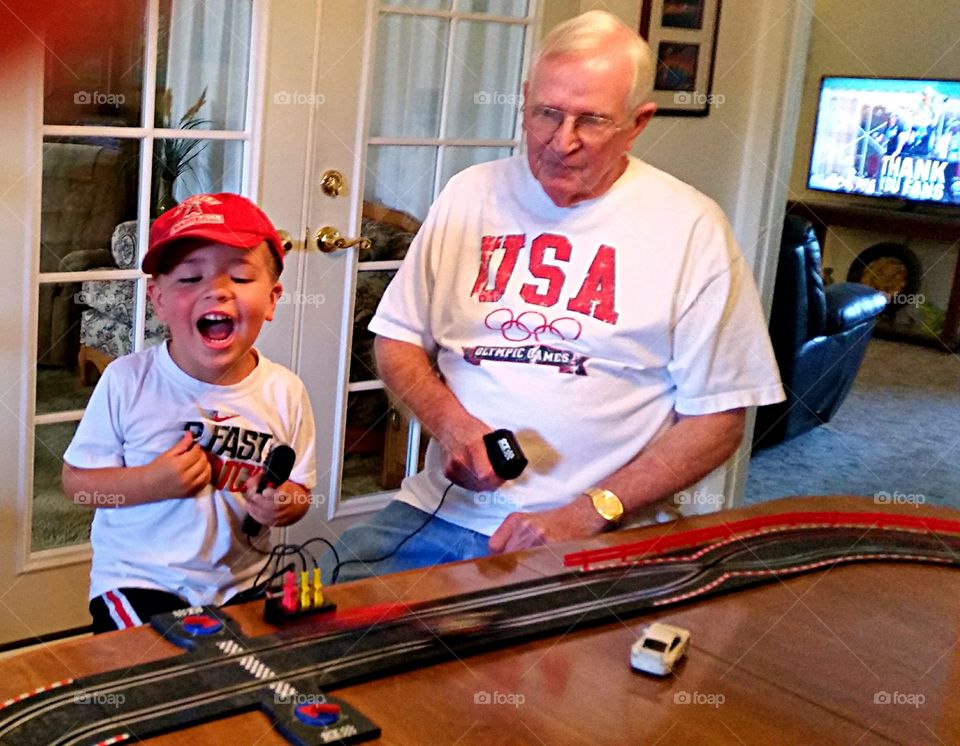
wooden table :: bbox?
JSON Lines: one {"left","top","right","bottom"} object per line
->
{"left": 3, "top": 496, "right": 959, "bottom": 745}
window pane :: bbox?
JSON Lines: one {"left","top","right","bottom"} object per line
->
{"left": 43, "top": 1, "right": 147, "bottom": 127}
{"left": 457, "top": 0, "right": 530, "bottom": 15}
{"left": 155, "top": 0, "right": 253, "bottom": 131}
{"left": 342, "top": 390, "right": 423, "bottom": 499}
{"left": 365, "top": 146, "right": 438, "bottom": 223}
{"left": 33, "top": 421, "right": 92, "bottom": 551}
{"left": 38, "top": 139, "right": 139, "bottom": 376}
{"left": 446, "top": 21, "right": 525, "bottom": 140}
{"left": 382, "top": 0, "right": 452, "bottom": 10}
{"left": 40, "top": 139, "right": 139, "bottom": 275}
{"left": 350, "top": 270, "right": 397, "bottom": 384}
{"left": 439, "top": 146, "right": 512, "bottom": 190}
{"left": 37, "top": 277, "right": 167, "bottom": 413}
{"left": 361, "top": 206, "right": 420, "bottom": 263}
{"left": 152, "top": 139, "right": 244, "bottom": 215}
{"left": 370, "top": 14, "right": 449, "bottom": 138}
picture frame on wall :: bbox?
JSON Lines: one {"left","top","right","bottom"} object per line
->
{"left": 640, "top": 0, "right": 723, "bottom": 116}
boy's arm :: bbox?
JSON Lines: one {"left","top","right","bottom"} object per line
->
{"left": 61, "top": 432, "right": 212, "bottom": 507}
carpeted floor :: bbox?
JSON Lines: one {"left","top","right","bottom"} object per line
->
{"left": 745, "top": 338, "right": 960, "bottom": 509}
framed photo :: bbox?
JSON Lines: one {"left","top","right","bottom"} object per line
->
{"left": 640, "top": 0, "right": 723, "bottom": 116}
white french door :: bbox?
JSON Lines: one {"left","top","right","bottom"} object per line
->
{"left": 0, "top": 0, "right": 542, "bottom": 643}
{"left": 0, "top": 0, "right": 321, "bottom": 644}
{"left": 286, "top": 0, "right": 538, "bottom": 544}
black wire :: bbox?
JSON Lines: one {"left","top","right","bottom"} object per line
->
{"left": 231, "top": 560, "right": 296, "bottom": 603}
{"left": 298, "top": 536, "right": 340, "bottom": 569}
{"left": 331, "top": 482, "right": 454, "bottom": 584}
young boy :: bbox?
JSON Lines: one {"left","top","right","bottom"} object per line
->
{"left": 62, "top": 193, "right": 317, "bottom": 633}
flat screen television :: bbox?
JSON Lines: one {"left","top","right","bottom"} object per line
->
{"left": 808, "top": 76, "right": 960, "bottom": 207}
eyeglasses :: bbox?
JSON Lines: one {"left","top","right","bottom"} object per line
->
{"left": 524, "top": 104, "right": 626, "bottom": 145}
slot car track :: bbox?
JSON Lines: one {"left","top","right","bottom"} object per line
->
{"left": 3, "top": 510, "right": 960, "bottom": 745}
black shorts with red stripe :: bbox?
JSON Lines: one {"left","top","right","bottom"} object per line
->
{"left": 89, "top": 588, "right": 189, "bottom": 634}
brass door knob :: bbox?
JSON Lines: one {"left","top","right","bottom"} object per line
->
{"left": 320, "top": 170, "right": 345, "bottom": 197}
{"left": 316, "top": 226, "right": 371, "bottom": 253}
{"left": 277, "top": 229, "right": 294, "bottom": 253}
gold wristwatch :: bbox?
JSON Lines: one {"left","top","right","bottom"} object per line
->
{"left": 584, "top": 487, "right": 624, "bottom": 527}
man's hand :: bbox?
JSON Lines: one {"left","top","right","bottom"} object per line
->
{"left": 242, "top": 476, "right": 310, "bottom": 528}
{"left": 375, "top": 337, "right": 503, "bottom": 492}
{"left": 146, "top": 431, "right": 212, "bottom": 499}
{"left": 488, "top": 496, "right": 607, "bottom": 554}
{"left": 437, "top": 415, "right": 504, "bottom": 493}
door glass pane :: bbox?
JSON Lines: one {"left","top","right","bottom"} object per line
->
{"left": 446, "top": 21, "right": 525, "bottom": 139}
{"left": 37, "top": 279, "right": 167, "bottom": 415}
{"left": 440, "top": 146, "right": 513, "bottom": 190}
{"left": 369, "top": 14, "right": 449, "bottom": 138}
{"left": 155, "top": 0, "right": 253, "bottom": 131}
{"left": 43, "top": 0, "right": 147, "bottom": 127}
{"left": 38, "top": 138, "right": 139, "bottom": 381}
{"left": 457, "top": 0, "right": 530, "bottom": 15}
{"left": 365, "top": 146, "right": 438, "bottom": 223}
{"left": 152, "top": 138, "right": 244, "bottom": 215}
{"left": 351, "top": 271, "right": 397, "bottom": 384}
{"left": 33, "top": 421, "right": 91, "bottom": 551}
{"left": 342, "top": 390, "right": 424, "bottom": 499}
{"left": 382, "top": 0, "right": 452, "bottom": 10}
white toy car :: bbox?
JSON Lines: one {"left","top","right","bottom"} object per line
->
{"left": 630, "top": 622, "right": 690, "bottom": 676}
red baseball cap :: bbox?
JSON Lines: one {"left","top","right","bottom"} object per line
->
{"left": 143, "top": 193, "right": 285, "bottom": 275}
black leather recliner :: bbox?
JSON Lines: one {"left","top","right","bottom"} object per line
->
{"left": 753, "top": 215, "right": 888, "bottom": 448}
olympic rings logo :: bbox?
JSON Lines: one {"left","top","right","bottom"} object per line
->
{"left": 484, "top": 309, "right": 582, "bottom": 342}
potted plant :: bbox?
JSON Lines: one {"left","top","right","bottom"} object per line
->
{"left": 153, "top": 87, "right": 210, "bottom": 216}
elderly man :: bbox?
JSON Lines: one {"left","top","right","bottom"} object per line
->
{"left": 323, "top": 10, "right": 783, "bottom": 583}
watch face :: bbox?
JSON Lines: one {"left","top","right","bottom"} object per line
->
{"left": 591, "top": 490, "right": 623, "bottom": 521}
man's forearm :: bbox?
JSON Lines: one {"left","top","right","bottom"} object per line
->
{"left": 374, "top": 336, "right": 479, "bottom": 446}
{"left": 600, "top": 408, "right": 746, "bottom": 519}
{"left": 375, "top": 336, "right": 502, "bottom": 490}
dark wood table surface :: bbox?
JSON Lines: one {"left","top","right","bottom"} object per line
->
{"left": 3, "top": 496, "right": 959, "bottom": 745}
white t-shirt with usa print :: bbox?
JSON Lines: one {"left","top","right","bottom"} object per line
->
{"left": 370, "top": 155, "right": 784, "bottom": 536}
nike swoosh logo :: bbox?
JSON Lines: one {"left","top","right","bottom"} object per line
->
{"left": 209, "top": 414, "right": 237, "bottom": 423}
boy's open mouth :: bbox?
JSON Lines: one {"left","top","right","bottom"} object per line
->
{"left": 197, "top": 312, "right": 235, "bottom": 342}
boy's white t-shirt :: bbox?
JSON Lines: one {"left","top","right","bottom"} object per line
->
{"left": 64, "top": 342, "right": 317, "bottom": 605}
{"left": 369, "top": 155, "right": 784, "bottom": 536}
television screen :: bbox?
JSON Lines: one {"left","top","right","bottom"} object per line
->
{"left": 808, "top": 76, "right": 960, "bottom": 206}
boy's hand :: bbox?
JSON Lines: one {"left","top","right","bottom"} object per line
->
{"left": 148, "top": 432, "right": 213, "bottom": 499}
{"left": 242, "top": 475, "right": 310, "bottom": 528}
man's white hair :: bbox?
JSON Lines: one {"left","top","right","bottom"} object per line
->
{"left": 531, "top": 10, "right": 656, "bottom": 110}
